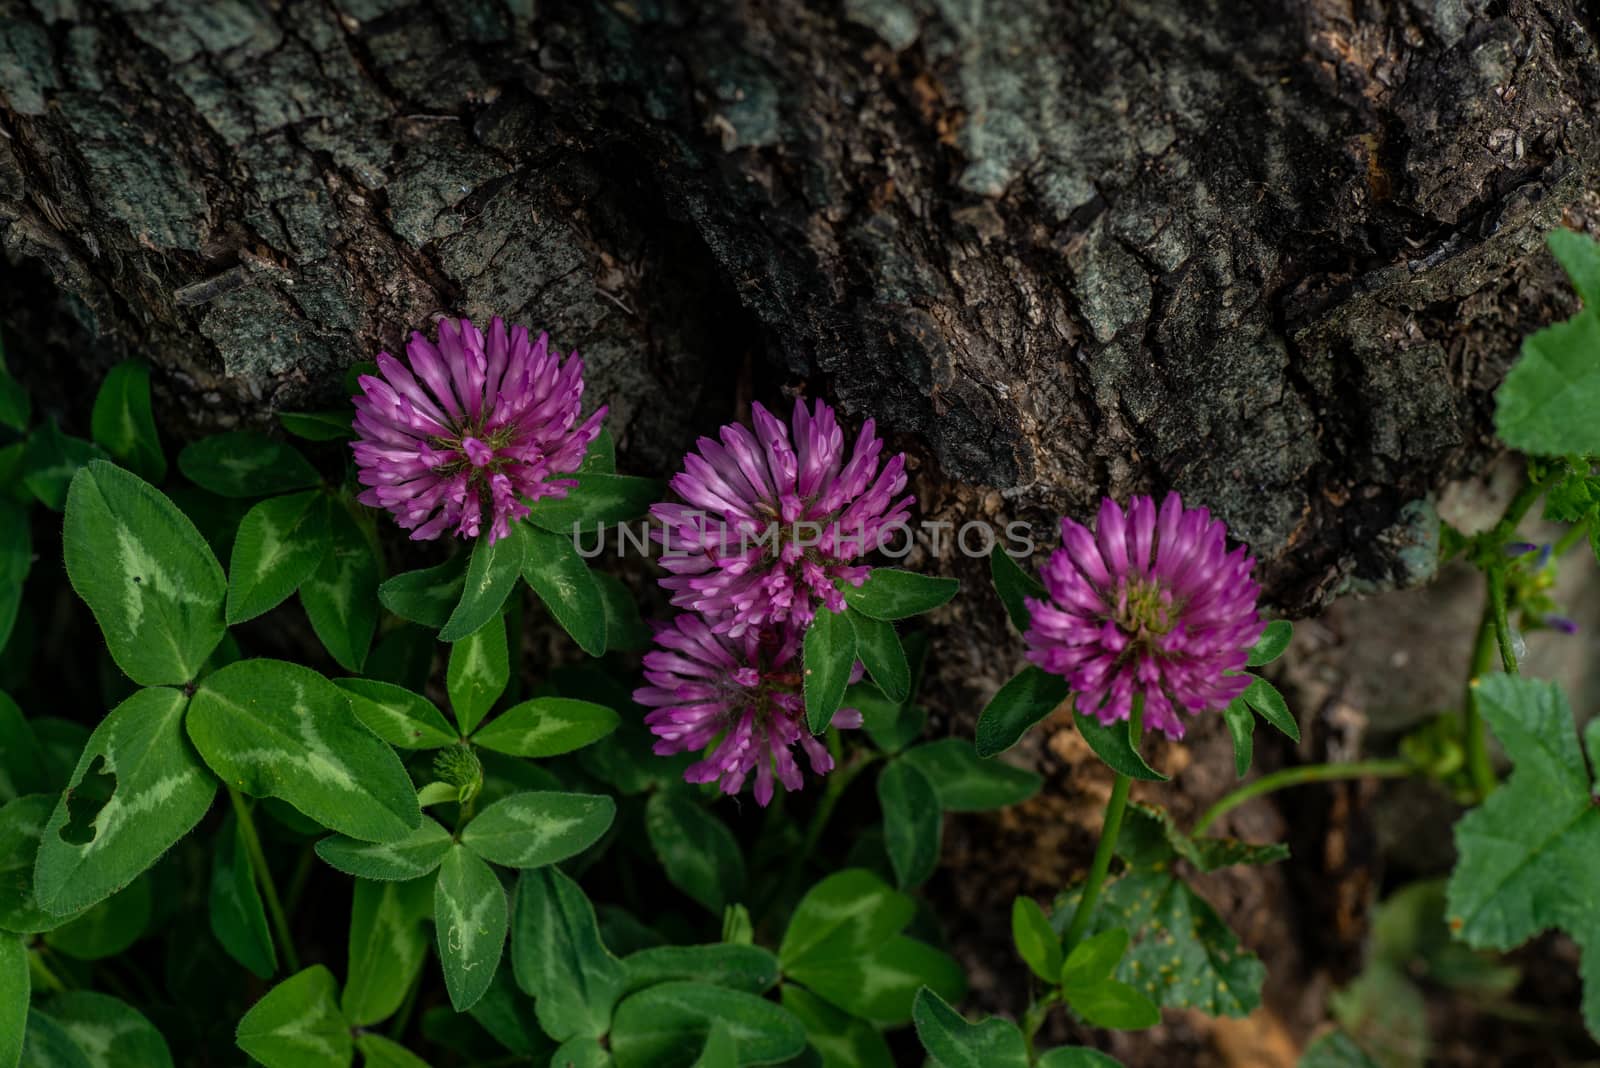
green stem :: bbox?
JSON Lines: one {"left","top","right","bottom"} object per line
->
{"left": 1463, "top": 602, "right": 1498, "bottom": 799}
{"left": 1062, "top": 694, "right": 1144, "bottom": 951}
{"left": 1192, "top": 759, "right": 1413, "bottom": 835}
{"left": 1495, "top": 479, "right": 1543, "bottom": 539}
{"left": 1553, "top": 519, "right": 1589, "bottom": 558}
{"left": 1021, "top": 990, "right": 1062, "bottom": 1062}
{"left": 1486, "top": 567, "right": 1519, "bottom": 675}
{"left": 229, "top": 787, "right": 301, "bottom": 973}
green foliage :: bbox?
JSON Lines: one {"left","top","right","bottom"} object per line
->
{"left": 1072, "top": 706, "right": 1167, "bottom": 781}
{"left": 847, "top": 611, "right": 910, "bottom": 703}
{"left": 898, "top": 739, "right": 1041, "bottom": 811}
{"left": 988, "top": 546, "right": 1044, "bottom": 633}
{"left": 803, "top": 606, "right": 856, "bottom": 734}
{"left": 23, "top": 419, "right": 104, "bottom": 511}
{"left": 473, "top": 697, "right": 619, "bottom": 757}
{"left": 0, "top": 935, "right": 25, "bottom": 1068}
{"left": 226, "top": 490, "right": 331, "bottom": 624}
{"left": 344, "top": 877, "right": 432, "bottom": 1027}
{"left": 511, "top": 867, "right": 625, "bottom": 1041}
{"left": 526, "top": 473, "right": 664, "bottom": 532}
{"left": 646, "top": 791, "right": 746, "bottom": 914}
{"left": 0, "top": 500, "right": 29, "bottom": 654}
{"left": 876, "top": 759, "right": 941, "bottom": 889}
{"left": 974, "top": 667, "right": 1069, "bottom": 758}
{"left": 315, "top": 818, "right": 453, "bottom": 881}
{"left": 439, "top": 533, "right": 522, "bottom": 643}
{"left": 911, "top": 987, "right": 1028, "bottom": 1068}
{"left": 622, "top": 944, "right": 779, "bottom": 996}
{"left": 37, "top": 992, "right": 175, "bottom": 1068}
{"left": 609, "top": 981, "right": 805, "bottom": 1068}
{"left": 445, "top": 613, "right": 509, "bottom": 735}
{"left": 434, "top": 844, "right": 509, "bottom": 1012}
{"left": 379, "top": 556, "right": 468, "bottom": 629}
{"left": 234, "top": 965, "right": 351, "bottom": 1068}
{"left": 178, "top": 432, "right": 320, "bottom": 499}
{"left": 334, "top": 679, "right": 457, "bottom": 749}
{"left": 1446, "top": 675, "right": 1600, "bottom": 1037}
{"left": 209, "top": 813, "right": 276, "bottom": 978}
{"left": 1011, "top": 896, "right": 1063, "bottom": 983}
{"left": 460, "top": 791, "right": 615, "bottom": 869}
{"left": 780, "top": 984, "right": 894, "bottom": 1068}
{"left": 1246, "top": 620, "right": 1293, "bottom": 667}
{"left": 520, "top": 524, "right": 607, "bottom": 656}
{"left": 90, "top": 363, "right": 165, "bottom": 484}
{"left": 300, "top": 504, "right": 379, "bottom": 672}
{"left": 840, "top": 568, "right": 959, "bottom": 620}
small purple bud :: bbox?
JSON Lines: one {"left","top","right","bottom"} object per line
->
{"left": 1545, "top": 614, "right": 1579, "bottom": 635}
{"left": 1504, "top": 542, "right": 1539, "bottom": 557}
{"left": 1535, "top": 544, "right": 1553, "bottom": 570}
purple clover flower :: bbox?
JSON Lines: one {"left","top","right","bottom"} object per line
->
{"left": 352, "top": 316, "right": 605, "bottom": 544}
{"left": 634, "top": 614, "right": 863, "bottom": 805}
{"left": 1025, "top": 493, "right": 1263, "bottom": 740}
{"left": 652, "top": 398, "right": 913, "bottom": 638}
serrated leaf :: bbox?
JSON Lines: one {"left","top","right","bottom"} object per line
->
{"left": 803, "top": 606, "right": 856, "bottom": 734}
{"left": 645, "top": 791, "right": 745, "bottom": 914}
{"left": 187, "top": 659, "right": 420, "bottom": 842}
{"left": 1222, "top": 697, "right": 1255, "bottom": 778}
{"left": 780, "top": 984, "right": 894, "bottom": 1068}
{"left": 461, "top": 791, "right": 615, "bottom": 869}
{"left": 446, "top": 613, "right": 509, "bottom": 735}
{"left": 1494, "top": 306, "right": 1600, "bottom": 456}
{"left": 1012, "top": 896, "right": 1063, "bottom": 984}
{"left": 610, "top": 982, "right": 805, "bottom": 1068}
{"left": 40, "top": 992, "right": 174, "bottom": 1068}
{"left": 1548, "top": 227, "right": 1600, "bottom": 306}
{"left": 911, "top": 987, "right": 1028, "bottom": 1068}
{"left": 439, "top": 533, "right": 523, "bottom": 643}
{"left": 527, "top": 473, "right": 665, "bottom": 532}
{"left": 1073, "top": 707, "right": 1167, "bottom": 781}
{"left": 34, "top": 687, "right": 216, "bottom": 916}
{"left": 278, "top": 411, "right": 356, "bottom": 442}
{"left": 878, "top": 760, "right": 941, "bottom": 889}
{"left": 23, "top": 420, "right": 104, "bottom": 511}
{"left": 344, "top": 877, "right": 432, "bottom": 1027}
{"left": 90, "top": 363, "right": 165, "bottom": 483}
{"left": 1060, "top": 928, "right": 1128, "bottom": 990}
{"left": 379, "top": 556, "right": 467, "bottom": 629}
{"left": 778, "top": 869, "right": 914, "bottom": 973}
{"left": 209, "top": 812, "right": 276, "bottom": 978}
{"left": 315, "top": 818, "right": 453, "bottom": 881}
{"left": 511, "top": 867, "right": 625, "bottom": 1041}
{"left": 334, "top": 679, "right": 457, "bottom": 750}
{"left": 301, "top": 505, "right": 378, "bottom": 672}
{"left": 435, "top": 844, "right": 508, "bottom": 1012}
{"left": 840, "top": 569, "right": 959, "bottom": 620}
{"left": 0, "top": 795, "right": 61, "bottom": 933}
{"left": 63, "top": 462, "right": 227, "bottom": 686}
{"left": 235, "top": 965, "right": 351, "bottom": 1068}
{"left": 974, "top": 667, "right": 1070, "bottom": 758}
{"left": 1246, "top": 620, "right": 1292, "bottom": 667}
{"left": 848, "top": 612, "right": 910, "bottom": 703}
{"left": 0, "top": 935, "right": 25, "bottom": 1068}
{"left": 1117, "top": 804, "right": 1288, "bottom": 873}
{"left": 227, "top": 491, "right": 330, "bottom": 624}
{"left": 989, "top": 547, "right": 1044, "bottom": 633}
{"left": 899, "top": 739, "right": 1040, "bottom": 812}
{"left": 1446, "top": 675, "right": 1600, "bottom": 1037}
{"left": 179, "top": 432, "right": 320, "bottom": 498}
{"left": 473, "top": 697, "right": 619, "bottom": 758}
{"left": 355, "top": 1033, "right": 433, "bottom": 1068}
{"left": 1241, "top": 675, "right": 1299, "bottom": 742}
{"left": 520, "top": 525, "right": 607, "bottom": 656}
{"left": 622, "top": 944, "right": 780, "bottom": 997}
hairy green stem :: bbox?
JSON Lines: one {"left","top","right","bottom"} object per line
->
{"left": 228, "top": 787, "right": 301, "bottom": 973}
{"left": 1486, "top": 567, "right": 1520, "bottom": 675}
{"left": 1463, "top": 603, "right": 1498, "bottom": 799}
{"left": 1021, "top": 989, "right": 1062, "bottom": 1062}
{"left": 1062, "top": 694, "right": 1144, "bottom": 951}
{"left": 1192, "top": 759, "right": 1413, "bottom": 835}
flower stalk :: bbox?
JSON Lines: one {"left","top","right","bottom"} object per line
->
{"left": 1063, "top": 694, "right": 1145, "bottom": 951}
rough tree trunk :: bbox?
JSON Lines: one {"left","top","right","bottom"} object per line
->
{"left": 2, "top": 0, "right": 1598, "bottom": 1057}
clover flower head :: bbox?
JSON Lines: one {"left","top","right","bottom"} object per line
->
{"left": 1025, "top": 492, "right": 1263, "bottom": 740}
{"left": 651, "top": 398, "right": 913, "bottom": 637}
{"left": 352, "top": 316, "right": 605, "bottom": 544}
{"left": 633, "top": 614, "right": 863, "bottom": 805}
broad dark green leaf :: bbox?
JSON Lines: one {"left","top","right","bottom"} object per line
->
{"left": 179, "top": 432, "right": 320, "bottom": 499}
{"left": 911, "top": 987, "right": 1027, "bottom": 1068}
{"left": 90, "top": 362, "right": 165, "bottom": 483}
{"left": 511, "top": 867, "right": 625, "bottom": 1041}
{"left": 0, "top": 795, "right": 61, "bottom": 933}
{"left": 39, "top": 992, "right": 175, "bottom": 1068}
{"left": 16, "top": 1013, "right": 91, "bottom": 1068}
{"left": 334, "top": 679, "right": 456, "bottom": 750}
{"left": 989, "top": 547, "right": 1044, "bottom": 633}
{"left": 188, "top": 659, "right": 420, "bottom": 842}
{"left": 355, "top": 1033, "right": 433, "bottom": 1068}
{"left": 209, "top": 813, "right": 276, "bottom": 978}
{"left": 645, "top": 791, "right": 746, "bottom": 914}
{"left": 0, "top": 935, "right": 22, "bottom": 1068}
{"left": 34, "top": 687, "right": 216, "bottom": 916}
{"left": 551, "top": 1037, "right": 612, "bottom": 1068}
{"left": 435, "top": 844, "right": 508, "bottom": 1012}
{"left": 446, "top": 613, "right": 509, "bottom": 735}
{"left": 63, "top": 462, "right": 227, "bottom": 686}
{"left": 278, "top": 411, "right": 356, "bottom": 442}
{"left": 227, "top": 491, "right": 330, "bottom": 624}
{"left": 899, "top": 739, "right": 1040, "bottom": 812}
{"left": 460, "top": 791, "right": 615, "bottom": 869}
{"left": 595, "top": 571, "right": 652, "bottom": 652}
{"left": 1011, "top": 897, "right": 1062, "bottom": 984}
{"left": 379, "top": 556, "right": 467, "bottom": 630}
{"left": 0, "top": 500, "right": 29, "bottom": 654}
{"left": 878, "top": 760, "right": 941, "bottom": 889}
{"left": 315, "top": 818, "right": 453, "bottom": 881}
{"left": 610, "top": 982, "right": 806, "bottom": 1068}
{"left": 0, "top": 693, "right": 49, "bottom": 804}
{"left": 1241, "top": 675, "right": 1299, "bottom": 742}
{"left": 23, "top": 420, "right": 103, "bottom": 511}
{"left": 848, "top": 612, "right": 910, "bottom": 703}
{"left": 44, "top": 877, "right": 151, "bottom": 961}
{"left": 344, "top": 878, "right": 432, "bottom": 1027}
{"left": 839, "top": 568, "right": 959, "bottom": 620}
{"left": 780, "top": 984, "right": 894, "bottom": 1068}
{"left": 622, "top": 944, "right": 779, "bottom": 997}
{"left": 1246, "top": 620, "right": 1292, "bottom": 667}
{"left": 974, "top": 667, "right": 1069, "bottom": 758}
{"left": 803, "top": 606, "right": 856, "bottom": 735}
{"left": 520, "top": 525, "right": 607, "bottom": 656}
{"left": 527, "top": 473, "right": 665, "bottom": 532}
{"left": 466, "top": 965, "right": 548, "bottom": 1057}
{"left": 439, "top": 532, "right": 523, "bottom": 643}
{"left": 234, "top": 965, "right": 351, "bottom": 1068}
{"left": 300, "top": 505, "right": 378, "bottom": 672}
{"left": 473, "top": 697, "right": 619, "bottom": 758}
{"left": 1494, "top": 304, "right": 1600, "bottom": 456}
{"left": 789, "top": 935, "right": 964, "bottom": 1024}
{"left": 1073, "top": 708, "right": 1167, "bottom": 781}
{"left": 778, "top": 869, "right": 914, "bottom": 974}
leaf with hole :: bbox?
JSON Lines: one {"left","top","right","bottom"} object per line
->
{"left": 179, "top": 432, "right": 319, "bottom": 498}
{"left": 435, "top": 844, "right": 508, "bottom": 1012}
{"left": 226, "top": 491, "right": 330, "bottom": 624}
{"left": 234, "top": 965, "right": 351, "bottom": 1068}
{"left": 64, "top": 462, "right": 227, "bottom": 686}
{"left": 460, "top": 791, "right": 615, "bottom": 869}
{"left": 34, "top": 687, "right": 216, "bottom": 916}
{"left": 187, "top": 659, "right": 420, "bottom": 842}
{"left": 90, "top": 362, "right": 165, "bottom": 483}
